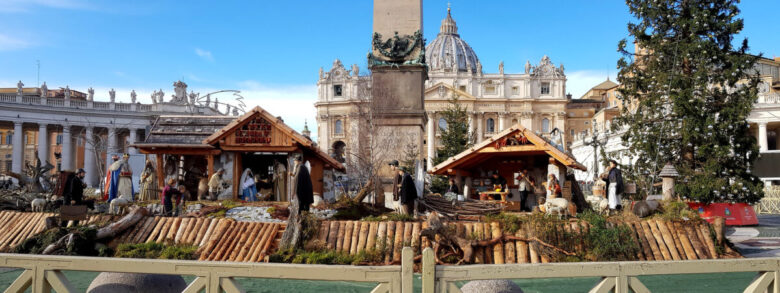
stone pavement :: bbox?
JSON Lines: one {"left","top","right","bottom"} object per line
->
{"left": 729, "top": 215, "right": 780, "bottom": 257}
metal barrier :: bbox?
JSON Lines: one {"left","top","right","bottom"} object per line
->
{"left": 0, "top": 248, "right": 415, "bottom": 293}
{"left": 420, "top": 248, "right": 780, "bottom": 293}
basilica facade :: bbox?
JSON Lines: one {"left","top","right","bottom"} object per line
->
{"left": 315, "top": 8, "right": 570, "bottom": 169}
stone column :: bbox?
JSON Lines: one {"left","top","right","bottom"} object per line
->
{"left": 83, "top": 127, "right": 97, "bottom": 187}
{"left": 758, "top": 122, "right": 768, "bottom": 152}
{"left": 427, "top": 112, "right": 436, "bottom": 170}
{"left": 11, "top": 121, "right": 23, "bottom": 173}
{"left": 128, "top": 129, "right": 138, "bottom": 155}
{"left": 498, "top": 113, "right": 506, "bottom": 131}
{"left": 61, "top": 125, "right": 73, "bottom": 171}
{"left": 107, "top": 127, "right": 118, "bottom": 154}
{"left": 468, "top": 113, "right": 474, "bottom": 140}
{"left": 475, "top": 113, "right": 483, "bottom": 143}
{"left": 37, "top": 124, "right": 48, "bottom": 164}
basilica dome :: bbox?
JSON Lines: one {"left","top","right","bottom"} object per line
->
{"left": 425, "top": 8, "right": 480, "bottom": 73}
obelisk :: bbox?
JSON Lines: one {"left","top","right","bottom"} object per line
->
{"left": 368, "top": 0, "right": 427, "bottom": 204}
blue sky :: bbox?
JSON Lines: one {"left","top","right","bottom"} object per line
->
{"left": 1, "top": 0, "right": 778, "bottom": 140}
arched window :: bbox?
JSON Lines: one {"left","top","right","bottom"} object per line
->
{"left": 486, "top": 118, "right": 495, "bottom": 133}
{"left": 332, "top": 141, "right": 346, "bottom": 163}
{"left": 438, "top": 118, "right": 448, "bottom": 131}
{"left": 334, "top": 120, "right": 343, "bottom": 135}
{"left": 542, "top": 118, "right": 550, "bottom": 133}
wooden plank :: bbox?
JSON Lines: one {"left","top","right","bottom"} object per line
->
{"left": 342, "top": 221, "right": 354, "bottom": 253}
{"left": 355, "top": 222, "right": 369, "bottom": 254}
{"left": 647, "top": 220, "right": 671, "bottom": 261}
{"left": 327, "top": 221, "right": 339, "bottom": 250}
{"left": 673, "top": 222, "right": 698, "bottom": 260}
{"left": 366, "top": 221, "right": 379, "bottom": 252}
{"left": 698, "top": 223, "right": 719, "bottom": 259}
{"left": 655, "top": 219, "right": 681, "bottom": 260}
{"left": 385, "top": 221, "right": 396, "bottom": 263}
{"left": 392, "top": 221, "right": 404, "bottom": 263}
{"left": 410, "top": 222, "right": 421, "bottom": 253}
{"left": 491, "top": 222, "right": 504, "bottom": 264}
{"left": 639, "top": 221, "right": 663, "bottom": 261}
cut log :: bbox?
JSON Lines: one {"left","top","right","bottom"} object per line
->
{"left": 247, "top": 224, "right": 271, "bottom": 262}
{"left": 327, "top": 221, "right": 339, "bottom": 250}
{"left": 174, "top": 218, "right": 191, "bottom": 244}
{"left": 11, "top": 213, "right": 41, "bottom": 247}
{"left": 194, "top": 218, "right": 212, "bottom": 246}
{"left": 654, "top": 219, "right": 681, "bottom": 260}
{"left": 385, "top": 221, "right": 396, "bottom": 263}
{"left": 504, "top": 238, "right": 516, "bottom": 264}
{"left": 146, "top": 217, "right": 167, "bottom": 243}
{"left": 483, "top": 222, "right": 494, "bottom": 264}
{"left": 232, "top": 222, "right": 259, "bottom": 262}
{"left": 392, "top": 221, "right": 404, "bottom": 263}
{"left": 217, "top": 222, "right": 245, "bottom": 261}
{"left": 199, "top": 219, "right": 228, "bottom": 258}
{"left": 665, "top": 221, "right": 685, "bottom": 261}
{"left": 154, "top": 218, "right": 171, "bottom": 243}
{"left": 410, "top": 222, "right": 421, "bottom": 253}
{"left": 258, "top": 223, "right": 280, "bottom": 262}
{"left": 223, "top": 222, "right": 249, "bottom": 261}
{"left": 1, "top": 213, "right": 31, "bottom": 250}
{"left": 684, "top": 223, "right": 709, "bottom": 259}
{"left": 624, "top": 222, "right": 645, "bottom": 261}
{"left": 335, "top": 221, "right": 347, "bottom": 252}
{"left": 491, "top": 222, "right": 504, "bottom": 264}
{"left": 639, "top": 221, "right": 662, "bottom": 261}
{"left": 133, "top": 217, "right": 158, "bottom": 244}
{"left": 673, "top": 222, "right": 698, "bottom": 260}
{"left": 350, "top": 221, "right": 361, "bottom": 254}
{"left": 366, "top": 221, "right": 378, "bottom": 252}
{"left": 473, "top": 223, "right": 484, "bottom": 264}
{"left": 199, "top": 219, "right": 219, "bottom": 247}
{"left": 698, "top": 223, "right": 719, "bottom": 259}
{"left": 420, "top": 221, "right": 430, "bottom": 249}
{"left": 186, "top": 218, "right": 205, "bottom": 245}
{"left": 515, "top": 228, "right": 529, "bottom": 264}
{"left": 207, "top": 220, "right": 237, "bottom": 261}
{"left": 356, "top": 222, "right": 369, "bottom": 254}
{"left": 96, "top": 208, "right": 150, "bottom": 240}
{"left": 341, "top": 221, "right": 353, "bottom": 253}
{"left": 647, "top": 220, "right": 671, "bottom": 261}
{"left": 316, "top": 221, "right": 329, "bottom": 243}
{"left": 375, "top": 222, "right": 387, "bottom": 252}
{"left": 403, "top": 222, "right": 413, "bottom": 252}
{"left": 165, "top": 217, "right": 182, "bottom": 243}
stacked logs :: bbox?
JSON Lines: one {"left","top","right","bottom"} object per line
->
{"left": 311, "top": 218, "right": 726, "bottom": 264}
{"left": 418, "top": 196, "right": 503, "bottom": 219}
{"left": 0, "top": 211, "right": 54, "bottom": 252}
{"left": 110, "top": 216, "right": 286, "bottom": 262}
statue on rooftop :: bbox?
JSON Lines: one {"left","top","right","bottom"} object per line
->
{"left": 499, "top": 61, "right": 504, "bottom": 74}
{"left": 130, "top": 90, "right": 137, "bottom": 103}
{"left": 17, "top": 80, "right": 23, "bottom": 95}
{"left": 109, "top": 89, "right": 116, "bottom": 103}
{"left": 40, "top": 82, "right": 48, "bottom": 98}
{"left": 150, "top": 91, "right": 157, "bottom": 104}
{"left": 87, "top": 87, "right": 94, "bottom": 101}
{"left": 172, "top": 80, "right": 188, "bottom": 104}
{"left": 525, "top": 60, "right": 531, "bottom": 74}
{"left": 64, "top": 86, "right": 71, "bottom": 100}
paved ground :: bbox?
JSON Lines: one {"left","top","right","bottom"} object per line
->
{"left": 728, "top": 214, "right": 780, "bottom": 257}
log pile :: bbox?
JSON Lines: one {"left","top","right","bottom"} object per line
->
{"left": 0, "top": 211, "right": 55, "bottom": 252}
{"left": 418, "top": 195, "right": 503, "bottom": 219}
{"left": 308, "top": 218, "right": 732, "bottom": 264}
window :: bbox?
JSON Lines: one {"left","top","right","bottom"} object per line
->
{"left": 5, "top": 161, "right": 11, "bottom": 172}
{"left": 542, "top": 118, "right": 550, "bottom": 133}
{"left": 333, "top": 85, "right": 343, "bottom": 97}
{"left": 438, "top": 118, "right": 448, "bottom": 131}
{"left": 486, "top": 118, "right": 495, "bottom": 133}
{"left": 5, "top": 133, "right": 11, "bottom": 145}
{"left": 512, "top": 86, "right": 519, "bottom": 95}
{"left": 334, "top": 119, "right": 343, "bottom": 134}
{"left": 56, "top": 134, "right": 63, "bottom": 145}
{"left": 541, "top": 82, "right": 550, "bottom": 95}
{"left": 458, "top": 85, "right": 466, "bottom": 92}
{"left": 485, "top": 86, "right": 496, "bottom": 94}
{"left": 570, "top": 129, "right": 574, "bottom": 137}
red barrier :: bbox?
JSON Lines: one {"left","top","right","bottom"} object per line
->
{"left": 687, "top": 202, "right": 759, "bottom": 226}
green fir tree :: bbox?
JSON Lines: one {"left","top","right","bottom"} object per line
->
{"left": 430, "top": 97, "right": 473, "bottom": 194}
{"left": 614, "top": 0, "right": 764, "bottom": 203}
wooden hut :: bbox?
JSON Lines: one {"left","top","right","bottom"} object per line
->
{"left": 134, "top": 106, "right": 345, "bottom": 200}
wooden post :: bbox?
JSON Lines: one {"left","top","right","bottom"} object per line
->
{"left": 156, "top": 154, "right": 164, "bottom": 192}
{"left": 233, "top": 152, "right": 241, "bottom": 200}
{"left": 401, "top": 247, "right": 413, "bottom": 293}
{"left": 422, "top": 247, "right": 435, "bottom": 293}
{"left": 207, "top": 154, "right": 214, "bottom": 181}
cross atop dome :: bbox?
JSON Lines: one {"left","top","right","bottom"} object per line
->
{"left": 440, "top": 4, "right": 458, "bottom": 35}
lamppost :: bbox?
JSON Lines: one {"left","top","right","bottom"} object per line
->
{"left": 584, "top": 118, "right": 603, "bottom": 182}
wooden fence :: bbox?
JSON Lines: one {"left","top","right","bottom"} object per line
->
{"left": 755, "top": 186, "right": 780, "bottom": 214}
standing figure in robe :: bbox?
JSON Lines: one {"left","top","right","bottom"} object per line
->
{"left": 290, "top": 154, "right": 313, "bottom": 213}
{"left": 138, "top": 159, "right": 158, "bottom": 201}
{"left": 107, "top": 154, "right": 134, "bottom": 202}
{"left": 273, "top": 160, "right": 287, "bottom": 201}
{"left": 103, "top": 154, "right": 119, "bottom": 201}
{"left": 240, "top": 168, "right": 257, "bottom": 202}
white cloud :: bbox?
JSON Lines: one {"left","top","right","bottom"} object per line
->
{"left": 0, "top": 33, "right": 31, "bottom": 51}
{"left": 566, "top": 70, "right": 618, "bottom": 99}
{"left": 194, "top": 48, "right": 214, "bottom": 62}
{"left": 0, "top": 0, "right": 93, "bottom": 12}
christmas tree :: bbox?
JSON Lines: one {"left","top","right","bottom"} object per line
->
{"left": 614, "top": 0, "right": 764, "bottom": 203}
{"left": 430, "top": 97, "right": 473, "bottom": 194}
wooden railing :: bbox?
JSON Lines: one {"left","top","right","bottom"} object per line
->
{"left": 755, "top": 186, "right": 780, "bottom": 214}
{"left": 3, "top": 248, "right": 779, "bottom": 292}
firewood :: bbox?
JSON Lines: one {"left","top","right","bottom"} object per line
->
{"left": 697, "top": 223, "right": 719, "bottom": 259}
{"left": 155, "top": 217, "right": 172, "bottom": 243}
{"left": 146, "top": 217, "right": 167, "bottom": 243}
{"left": 420, "top": 221, "right": 430, "bottom": 249}
{"left": 647, "top": 220, "right": 671, "bottom": 261}
{"left": 673, "top": 222, "right": 698, "bottom": 260}
{"left": 95, "top": 208, "right": 149, "bottom": 240}
{"left": 366, "top": 221, "right": 378, "bottom": 252}
{"left": 335, "top": 221, "right": 347, "bottom": 252}
{"left": 385, "top": 221, "right": 396, "bottom": 263}
{"left": 684, "top": 223, "right": 709, "bottom": 259}
{"left": 393, "top": 221, "right": 404, "bottom": 263}
{"left": 490, "top": 222, "right": 504, "bottom": 264}
{"left": 515, "top": 228, "right": 529, "bottom": 263}
{"left": 654, "top": 219, "right": 681, "bottom": 260}
{"left": 258, "top": 223, "right": 280, "bottom": 262}
{"left": 355, "top": 222, "right": 368, "bottom": 253}
{"left": 247, "top": 224, "right": 271, "bottom": 262}
{"left": 375, "top": 222, "right": 387, "bottom": 252}
{"left": 232, "top": 222, "right": 258, "bottom": 261}
{"left": 327, "top": 221, "right": 339, "bottom": 250}
{"left": 639, "top": 221, "right": 663, "bottom": 261}
{"left": 316, "top": 221, "right": 329, "bottom": 243}
{"left": 341, "top": 221, "right": 354, "bottom": 253}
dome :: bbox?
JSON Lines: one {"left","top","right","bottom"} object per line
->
{"left": 425, "top": 7, "right": 480, "bottom": 73}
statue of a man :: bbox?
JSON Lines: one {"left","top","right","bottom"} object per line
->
{"left": 109, "top": 89, "right": 116, "bottom": 103}
{"left": 87, "top": 87, "right": 94, "bottom": 101}
{"left": 352, "top": 64, "right": 359, "bottom": 77}
{"left": 214, "top": 98, "right": 219, "bottom": 110}
{"left": 319, "top": 67, "right": 324, "bottom": 79}
{"left": 188, "top": 92, "right": 199, "bottom": 105}
{"left": 499, "top": 61, "right": 504, "bottom": 74}
{"left": 476, "top": 61, "right": 482, "bottom": 74}
{"left": 40, "top": 82, "right": 48, "bottom": 98}
{"left": 150, "top": 91, "right": 157, "bottom": 104}
{"left": 525, "top": 60, "right": 531, "bottom": 74}
{"left": 17, "top": 80, "right": 23, "bottom": 95}
{"left": 205, "top": 94, "right": 211, "bottom": 107}
{"left": 130, "top": 90, "right": 137, "bottom": 103}
{"left": 64, "top": 86, "right": 71, "bottom": 100}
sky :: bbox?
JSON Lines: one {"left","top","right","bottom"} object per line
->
{"left": 1, "top": 0, "right": 778, "bottom": 140}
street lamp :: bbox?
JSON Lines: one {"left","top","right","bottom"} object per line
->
{"left": 584, "top": 118, "right": 603, "bottom": 182}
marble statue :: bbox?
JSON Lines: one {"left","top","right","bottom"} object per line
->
{"left": 205, "top": 94, "right": 211, "bottom": 107}
{"left": 560, "top": 64, "right": 565, "bottom": 73}
{"left": 214, "top": 98, "right": 219, "bottom": 111}
{"left": 130, "top": 90, "right": 137, "bottom": 103}
{"left": 156, "top": 89, "right": 165, "bottom": 104}
{"left": 525, "top": 60, "right": 531, "bottom": 74}
{"left": 499, "top": 61, "right": 504, "bottom": 74}
{"left": 87, "top": 87, "right": 94, "bottom": 101}
{"left": 319, "top": 67, "right": 324, "bottom": 79}
{"left": 476, "top": 61, "right": 482, "bottom": 73}
{"left": 172, "top": 81, "right": 188, "bottom": 104}
{"left": 352, "top": 64, "right": 359, "bottom": 76}
{"left": 16, "top": 81, "right": 23, "bottom": 95}
{"left": 40, "top": 82, "right": 48, "bottom": 98}
{"left": 188, "top": 92, "right": 198, "bottom": 105}
{"left": 109, "top": 89, "right": 116, "bottom": 103}
{"left": 64, "top": 86, "right": 71, "bottom": 100}
{"left": 150, "top": 91, "right": 157, "bottom": 104}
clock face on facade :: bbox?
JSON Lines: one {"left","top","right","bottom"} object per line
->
{"left": 438, "top": 118, "right": 448, "bottom": 131}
